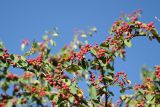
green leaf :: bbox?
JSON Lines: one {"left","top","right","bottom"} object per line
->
{"left": 20, "top": 56, "right": 26, "bottom": 61}
{"left": 109, "top": 91, "right": 114, "bottom": 96}
{"left": 0, "top": 52, "right": 3, "bottom": 56}
{"left": 0, "top": 41, "right": 4, "bottom": 48}
{"left": 124, "top": 39, "right": 132, "bottom": 47}
{"left": 126, "top": 17, "right": 130, "bottom": 21}
{"left": 32, "top": 41, "right": 38, "bottom": 49}
{"left": 66, "top": 65, "right": 80, "bottom": 73}
{"left": 108, "top": 70, "right": 114, "bottom": 76}
{"left": 154, "top": 81, "right": 160, "bottom": 90}
{"left": 87, "top": 32, "right": 92, "bottom": 36}
{"left": 146, "top": 93, "right": 154, "bottom": 101}
{"left": 1, "top": 82, "right": 9, "bottom": 91}
{"left": 52, "top": 32, "right": 59, "bottom": 37}
{"left": 150, "top": 29, "right": 160, "bottom": 43}
{"left": 99, "top": 60, "right": 106, "bottom": 67}
{"left": 24, "top": 51, "right": 32, "bottom": 57}
{"left": 70, "top": 84, "right": 77, "bottom": 94}
{"left": 69, "top": 96, "right": 74, "bottom": 102}
{"left": 49, "top": 94, "right": 55, "bottom": 100}
{"left": 89, "top": 85, "right": 97, "bottom": 100}
{"left": 138, "top": 89, "right": 145, "bottom": 94}
{"left": 120, "top": 95, "right": 126, "bottom": 101}
{"left": 120, "top": 53, "right": 125, "bottom": 60}
{"left": 120, "top": 87, "right": 125, "bottom": 93}
{"left": 6, "top": 100, "right": 12, "bottom": 107}
{"left": 57, "top": 94, "right": 63, "bottom": 105}
{"left": 21, "top": 44, "right": 25, "bottom": 51}
{"left": 10, "top": 54, "right": 19, "bottom": 63}
{"left": 115, "top": 51, "right": 119, "bottom": 56}
{"left": 50, "top": 39, "right": 56, "bottom": 46}
{"left": 81, "top": 33, "right": 87, "bottom": 38}
{"left": 90, "top": 27, "right": 97, "bottom": 32}
{"left": 81, "top": 59, "right": 89, "bottom": 70}
{"left": 42, "top": 35, "right": 48, "bottom": 40}
{"left": 63, "top": 79, "right": 71, "bottom": 86}
{"left": 104, "top": 75, "right": 113, "bottom": 82}
{"left": 90, "top": 48, "right": 97, "bottom": 56}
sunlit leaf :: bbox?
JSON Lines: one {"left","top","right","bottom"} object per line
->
{"left": 124, "top": 39, "right": 132, "bottom": 47}
{"left": 89, "top": 85, "right": 97, "bottom": 100}
{"left": 21, "top": 44, "right": 25, "bottom": 51}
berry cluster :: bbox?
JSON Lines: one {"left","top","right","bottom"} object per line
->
{"left": 97, "top": 49, "right": 106, "bottom": 58}
{"left": 0, "top": 11, "right": 160, "bottom": 106}
{"left": 0, "top": 49, "right": 11, "bottom": 63}
{"left": 134, "top": 21, "right": 154, "bottom": 31}
{"left": 155, "top": 65, "right": 160, "bottom": 79}
{"left": 76, "top": 44, "right": 91, "bottom": 60}
{"left": 145, "top": 77, "right": 152, "bottom": 83}
{"left": 52, "top": 101, "right": 56, "bottom": 107}
{"left": 131, "top": 15, "right": 138, "bottom": 22}
{"left": 21, "top": 98, "right": 27, "bottom": 104}
{"left": 39, "top": 42, "right": 46, "bottom": 51}
{"left": 39, "top": 90, "right": 46, "bottom": 97}
{"left": 103, "top": 36, "right": 112, "bottom": 44}
{"left": 115, "top": 99, "right": 122, "bottom": 107}
{"left": 23, "top": 72, "right": 35, "bottom": 79}
{"left": 89, "top": 71, "right": 96, "bottom": 85}
{"left": 22, "top": 39, "right": 29, "bottom": 45}
{"left": 67, "top": 93, "right": 82, "bottom": 105}
{"left": 88, "top": 71, "right": 101, "bottom": 89}
{"left": 93, "top": 44, "right": 106, "bottom": 58}
{"left": 69, "top": 52, "right": 76, "bottom": 60}
{"left": 54, "top": 63, "right": 61, "bottom": 74}
{"left": 6, "top": 73, "right": 18, "bottom": 80}
{"left": 46, "top": 72, "right": 84, "bottom": 105}
{"left": 0, "top": 102, "right": 5, "bottom": 107}
{"left": 136, "top": 102, "right": 144, "bottom": 107}
{"left": 133, "top": 84, "right": 146, "bottom": 90}
{"left": 46, "top": 74, "right": 69, "bottom": 91}
{"left": 112, "top": 21, "right": 131, "bottom": 37}
{"left": 114, "top": 72, "right": 128, "bottom": 86}
{"left": 0, "top": 94, "right": 9, "bottom": 105}
{"left": 98, "top": 75, "right": 103, "bottom": 82}
{"left": 27, "top": 54, "right": 43, "bottom": 66}
{"left": 30, "top": 87, "right": 37, "bottom": 94}
{"left": 146, "top": 22, "right": 154, "bottom": 30}
{"left": 13, "top": 85, "right": 20, "bottom": 93}
{"left": 46, "top": 74, "right": 56, "bottom": 85}
{"left": 118, "top": 22, "right": 130, "bottom": 36}
{"left": 28, "top": 86, "right": 46, "bottom": 97}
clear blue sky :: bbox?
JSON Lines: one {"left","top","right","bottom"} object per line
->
{"left": 0, "top": 0, "right": 160, "bottom": 104}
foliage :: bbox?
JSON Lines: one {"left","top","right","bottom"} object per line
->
{"left": 0, "top": 10, "right": 160, "bottom": 107}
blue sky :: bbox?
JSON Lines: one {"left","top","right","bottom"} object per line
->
{"left": 0, "top": 0, "right": 160, "bottom": 104}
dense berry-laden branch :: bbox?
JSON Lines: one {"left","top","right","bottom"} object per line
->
{"left": 0, "top": 10, "right": 160, "bottom": 106}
